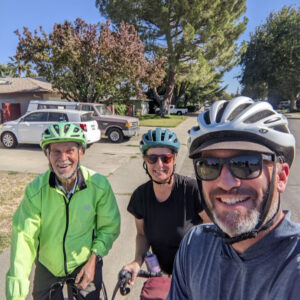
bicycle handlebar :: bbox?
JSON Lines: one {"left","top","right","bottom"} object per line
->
{"left": 111, "top": 269, "right": 163, "bottom": 299}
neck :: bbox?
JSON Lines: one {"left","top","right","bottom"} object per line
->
{"left": 58, "top": 175, "right": 77, "bottom": 193}
{"left": 153, "top": 175, "right": 174, "bottom": 202}
{"left": 232, "top": 211, "right": 285, "bottom": 254}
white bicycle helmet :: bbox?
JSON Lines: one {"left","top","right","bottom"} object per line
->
{"left": 188, "top": 96, "right": 295, "bottom": 166}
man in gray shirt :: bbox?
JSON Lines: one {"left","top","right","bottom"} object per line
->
{"left": 167, "top": 96, "right": 299, "bottom": 300}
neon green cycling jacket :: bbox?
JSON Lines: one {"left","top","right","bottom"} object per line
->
{"left": 6, "top": 166, "right": 120, "bottom": 300}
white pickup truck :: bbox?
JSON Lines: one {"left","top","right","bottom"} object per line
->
{"left": 168, "top": 105, "right": 188, "bottom": 115}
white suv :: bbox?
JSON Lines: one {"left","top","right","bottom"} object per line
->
{"left": 0, "top": 109, "right": 101, "bottom": 148}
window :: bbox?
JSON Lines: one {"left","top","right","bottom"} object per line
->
{"left": 48, "top": 112, "right": 68, "bottom": 122}
{"left": 81, "top": 113, "right": 94, "bottom": 122}
{"left": 81, "top": 105, "right": 94, "bottom": 112}
{"left": 95, "top": 105, "right": 112, "bottom": 115}
{"left": 23, "top": 112, "right": 48, "bottom": 122}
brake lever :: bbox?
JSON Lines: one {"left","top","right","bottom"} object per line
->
{"left": 118, "top": 269, "right": 132, "bottom": 295}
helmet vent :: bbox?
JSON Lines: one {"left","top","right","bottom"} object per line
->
{"left": 161, "top": 132, "right": 165, "bottom": 140}
{"left": 271, "top": 125, "right": 289, "bottom": 133}
{"left": 244, "top": 110, "right": 274, "bottom": 124}
{"left": 74, "top": 127, "right": 79, "bottom": 133}
{"left": 227, "top": 103, "right": 251, "bottom": 121}
{"left": 216, "top": 102, "right": 229, "bottom": 123}
{"left": 204, "top": 111, "right": 210, "bottom": 124}
{"left": 64, "top": 124, "right": 70, "bottom": 133}
{"left": 152, "top": 132, "right": 156, "bottom": 141}
{"left": 53, "top": 125, "right": 59, "bottom": 134}
{"left": 264, "top": 116, "right": 281, "bottom": 124}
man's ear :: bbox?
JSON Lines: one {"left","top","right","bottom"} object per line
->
{"left": 277, "top": 163, "right": 289, "bottom": 193}
{"left": 80, "top": 147, "right": 84, "bottom": 159}
{"left": 44, "top": 147, "right": 49, "bottom": 157}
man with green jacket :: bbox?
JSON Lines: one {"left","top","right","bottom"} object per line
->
{"left": 6, "top": 122, "right": 121, "bottom": 300}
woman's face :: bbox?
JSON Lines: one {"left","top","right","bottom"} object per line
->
{"left": 144, "top": 147, "right": 177, "bottom": 184}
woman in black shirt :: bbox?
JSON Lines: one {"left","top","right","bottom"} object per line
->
{"left": 123, "top": 128, "right": 209, "bottom": 283}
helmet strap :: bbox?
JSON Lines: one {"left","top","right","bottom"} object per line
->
{"left": 143, "top": 161, "right": 175, "bottom": 185}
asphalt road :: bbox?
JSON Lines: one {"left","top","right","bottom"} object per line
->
{"left": 0, "top": 115, "right": 299, "bottom": 300}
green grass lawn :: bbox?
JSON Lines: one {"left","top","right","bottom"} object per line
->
{"left": 139, "top": 114, "right": 188, "bottom": 127}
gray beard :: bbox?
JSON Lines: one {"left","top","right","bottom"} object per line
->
{"left": 212, "top": 190, "right": 277, "bottom": 237}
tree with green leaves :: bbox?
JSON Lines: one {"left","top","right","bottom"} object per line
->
{"left": 97, "top": 0, "right": 247, "bottom": 111}
{"left": 13, "top": 18, "right": 165, "bottom": 102}
{"left": 0, "top": 63, "right": 15, "bottom": 77}
{"left": 0, "top": 62, "right": 35, "bottom": 78}
{"left": 240, "top": 6, "right": 300, "bottom": 110}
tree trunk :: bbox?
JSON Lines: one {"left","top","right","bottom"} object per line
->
{"left": 163, "top": 71, "right": 176, "bottom": 116}
{"left": 152, "top": 71, "right": 176, "bottom": 117}
{"left": 268, "top": 89, "right": 282, "bottom": 108}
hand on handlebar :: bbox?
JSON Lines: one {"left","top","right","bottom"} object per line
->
{"left": 122, "top": 261, "right": 141, "bottom": 285}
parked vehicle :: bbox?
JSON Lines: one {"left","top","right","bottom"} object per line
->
{"left": 0, "top": 109, "right": 101, "bottom": 148}
{"left": 168, "top": 105, "right": 188, "bottom": 115}
{"left": 277, "top": 100, "right": 290, "bottom": 110}
{"left": 154, "top": 104, "right": 188, "bottom": 115}
{"left": 27, "top": 100, "right": 139, "bottom": 143}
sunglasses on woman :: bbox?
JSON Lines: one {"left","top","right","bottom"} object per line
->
{"left": 194, "top": 154, "right": 274, "bottom": 181}
{"left": 144, "top": 153, "right": 174, "bottom": 164}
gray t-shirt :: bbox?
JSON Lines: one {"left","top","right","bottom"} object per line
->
{"left": 167, "top": 212, "right": 300, "bottom": 300}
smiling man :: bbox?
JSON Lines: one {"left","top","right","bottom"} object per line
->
{"left": 6, "top": 122, "right": 120, "bottom": 300}
{"left": 167, "top": 97, "right": 300, "bottom": 300}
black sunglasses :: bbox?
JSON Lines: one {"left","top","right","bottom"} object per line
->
{"left": 144, "top": 153, "right": 174, "bottom": 164}
{"left": 194, "top": 154, "right": 274, "bottom": 181}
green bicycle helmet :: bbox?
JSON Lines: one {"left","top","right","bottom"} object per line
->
{"left": 40, "top": 122, "right": 87, "bottom": 150}
{"left": 140, "top": 128, "right": 180, "bottom": 154}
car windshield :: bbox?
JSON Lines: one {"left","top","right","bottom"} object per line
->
{"left": 95, "top": 105, "right": 113, "bottom": 115}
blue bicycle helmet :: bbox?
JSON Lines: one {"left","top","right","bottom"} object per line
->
{"left": 140, "top": 128, "right": 180, "bottom": 154}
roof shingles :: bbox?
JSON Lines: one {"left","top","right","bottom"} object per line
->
{"left": 0, "top": 77, "right": 54, "bottom": 94}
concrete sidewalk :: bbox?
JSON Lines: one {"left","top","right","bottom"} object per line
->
{"left": 0, "top": 115, "right": 198, "bottom": 300}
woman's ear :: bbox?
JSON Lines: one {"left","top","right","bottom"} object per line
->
{"left": 277, "top": 163, "right": 289, "bottom": 193}
{"left": 173, "top": 153, "right": 177, "bottom": 164}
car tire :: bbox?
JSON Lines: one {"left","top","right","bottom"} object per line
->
{"left": 177, "top": 111, "right": 182, "bottom": 115}
{"left": 108, "top": 128, "right": 124, "bottom": 143}
{"left": 1, "top": 132, "right": 18, "bottom": 148}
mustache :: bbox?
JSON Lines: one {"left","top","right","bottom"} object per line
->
{"left": 209, "top": 187, "right": 257, "bottom": 198}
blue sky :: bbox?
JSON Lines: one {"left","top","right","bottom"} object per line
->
{"left": 0, "top": 0, "right": 298, "bottom": 94}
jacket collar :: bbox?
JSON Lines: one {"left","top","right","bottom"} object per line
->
{"left": 49, "top": 168, "right": 87, "bottom": 190}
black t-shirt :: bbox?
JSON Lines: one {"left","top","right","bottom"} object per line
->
{"left": 127, "top": 173, "right": 203, "bottom": 274}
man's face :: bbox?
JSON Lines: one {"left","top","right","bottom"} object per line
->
{"left": 47, "top": 142, "right": 83, "bottom": 181}
{"left": 144, "top": 147, "right": 177, "bottom": 184}
{"left": 200, "top": 149, "right": 279, "bottom": 237}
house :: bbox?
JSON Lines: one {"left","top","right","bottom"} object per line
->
{"left": 127, "top": 96, "right": 150, "bottom": 116}
{"left": 0, "top": 77, "right": 61, "bottom": 121}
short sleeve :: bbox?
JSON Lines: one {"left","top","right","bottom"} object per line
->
{"left": 190, "top": 178, "right": 203, "bottom": 213}
{"left": 127, "top": 186, "right": 146, "bottom": 219}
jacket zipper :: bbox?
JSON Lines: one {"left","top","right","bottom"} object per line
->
{"left": 63, "top": 196, "right": 70, "bottom": 275}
